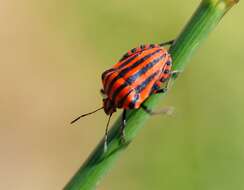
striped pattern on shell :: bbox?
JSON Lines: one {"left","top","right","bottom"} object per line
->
{"left": 101, "top": 44, "right": 172, "bottom": 113}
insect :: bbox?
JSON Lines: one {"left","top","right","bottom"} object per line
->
{"left": 71, "top": 40, "right": 176, "bottom": 151}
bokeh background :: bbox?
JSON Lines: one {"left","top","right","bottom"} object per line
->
{"left": 0, "top": 0, "right": 243, "bottom": 189}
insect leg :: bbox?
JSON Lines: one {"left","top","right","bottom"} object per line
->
{"left": 104, "top": 113, "right": 113, "bottom": 152}
{"left": 141, "top": 104, "right": 174, "bottom": 116}
{"left": 155, "top": 88, "right": 168, "bottom": 94}
{"left": 170, "top": 70, "right": 181, "bottom": 79}
{"left": 141, "top": 70, "right": 178, "bottom": 116}
{"left": 159, "top": 40, "right": 175, "bottom": 47}
{"left": 119, "top": 109, "right": 127, "bottom": 144}
{"left": 154, "top": 78, "right": 170, "bottom": 94}
{"left": 141, "top": 104, "right": 154, "bottom": 115}
{"left": 156, "top": 70, "right": 181, "bottom": 94}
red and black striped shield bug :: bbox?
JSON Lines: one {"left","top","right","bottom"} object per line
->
{"left": 71, "top": 40, "right": 177, "bottom": 151}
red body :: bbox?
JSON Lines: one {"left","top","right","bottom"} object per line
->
{"left": 101, "top": 44, "right": 172, "bottom": 115}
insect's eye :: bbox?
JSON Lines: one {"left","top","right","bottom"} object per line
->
{"left": 100, "top": 89, "right": 108, "bottom": 99}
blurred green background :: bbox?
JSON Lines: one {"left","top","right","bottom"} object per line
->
{"left": 0, "top": 0, "right": 243, "bottom": 189}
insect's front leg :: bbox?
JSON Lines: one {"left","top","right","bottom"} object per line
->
{"left": 119, "top": 110, "right": 127, "bottom": 144}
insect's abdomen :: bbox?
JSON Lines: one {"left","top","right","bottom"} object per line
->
{"left": 102, "top": 45, "right": 171, "bottom": 109}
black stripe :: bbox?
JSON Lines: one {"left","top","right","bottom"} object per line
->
{"left": 166, "top": 60, "right": 172, "bottom": 65}
{"left": 119, "top": 49, "right": 162, "bottom": 76}
{"left": 119, "top": 71, "right": 160, "bottom": 109}
{"left": 135, "top": 71, "right": 159, "bottom": 93}
{"left": 126, "top": 54, "right": 165, "bottom": 84}
{"left": 117, "top": 90, "right": 133, "bottom": 108}
{"left": 106, "top": 49, "right": 161, "bottom": 93}
{"left": 104, "top": 53, "right": 140, "bottom": 85}
{"left": 120, "top": 47, "right": 141, "bottom": 62}
{"left": 104, "top": 53, "right": 140, "bottom": 86}
{"left": 110, "top": 82, "right": 128, "bottom": 102}
{"left": 118, "top": 50, "right": 142, "bottom": 69}
{"left": 128, "top": 71, "right": 160, "bottom": 109}
{"left": 102, "top": 68, "right": 115, "bottom": 80}
{"left": 128, "top": 93, "right": 140, "bottom": 109}
{"left": 119, "top": 50, "right": 139, "bottom": 64}
{"left": 151, "top": 83, "right": 160, "bottom": 93}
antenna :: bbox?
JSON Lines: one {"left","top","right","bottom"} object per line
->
{"left": 70, "top": 107, "right": 104, "bottom": 124}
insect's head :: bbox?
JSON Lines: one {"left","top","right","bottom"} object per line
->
{"left": 101, "top": 89, "right": 116, "bottom": 115}
{"left": 103, "top": 98, "right": 116, "bottom": 115}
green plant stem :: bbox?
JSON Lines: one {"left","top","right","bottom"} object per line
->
{"left": 64, "top": 1, "right": 239, "bottom": 189}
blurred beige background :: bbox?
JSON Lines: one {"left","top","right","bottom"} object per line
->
{"left": 0, "top": 0, "right": 243, "bottom": 190}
